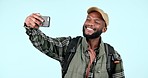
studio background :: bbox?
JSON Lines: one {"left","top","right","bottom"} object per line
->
{"left": 0, "top": 0, "right": 148, "bottom": 78}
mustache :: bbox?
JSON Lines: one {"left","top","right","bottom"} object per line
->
{"left": 83, "top": 25, "right": 97, "bottom": 31}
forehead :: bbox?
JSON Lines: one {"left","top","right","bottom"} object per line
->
{"left": 88, "top": 11, "right": 104, "bottom": 20}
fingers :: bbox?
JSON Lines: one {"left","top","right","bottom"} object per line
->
{"left": 32, "top": 13, "right": 44, "bottom": 22}
{"left": 24, "top": 13, "right": 44, "bottom": 28}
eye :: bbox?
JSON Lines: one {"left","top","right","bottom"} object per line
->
{"left": 95, "top": 20, "right": 101, "bottom": 24}
{"left": 86, "top": 16, "right": 91, "bottom": 20}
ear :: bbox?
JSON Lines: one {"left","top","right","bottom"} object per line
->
{"left": 102, "top": 26, "right": 107, "bottom": 33}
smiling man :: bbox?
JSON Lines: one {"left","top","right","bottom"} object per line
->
{"left": 24, "top": 6, "right": 125, "bottom": 78}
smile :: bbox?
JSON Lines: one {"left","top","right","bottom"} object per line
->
{"left": 87, "top": 27, "right": 93, "bottom": 31}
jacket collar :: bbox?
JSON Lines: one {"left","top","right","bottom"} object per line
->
{"left": 81, "top": 37, "right": 106, "bottom": 57}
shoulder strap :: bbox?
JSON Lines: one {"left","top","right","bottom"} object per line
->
{"left": 62, "top": 36, "right": 82, "bottom": 78}
{"left": 104, "top": 43, "right": 121, "bottom": 78}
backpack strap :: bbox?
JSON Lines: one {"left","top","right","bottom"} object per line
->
{"left": 104, "top": 43, "right": 121, "bottom": 78}
{"left": 62, "top": 36, "right": 82, "bottom": 78}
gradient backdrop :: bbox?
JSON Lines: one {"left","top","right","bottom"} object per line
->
{"left": 0, "top": 0, "right": 148, "bottom": 78}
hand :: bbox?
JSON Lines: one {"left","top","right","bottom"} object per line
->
{"left": 24, "top": 13, "right": 44, "bottom": 28}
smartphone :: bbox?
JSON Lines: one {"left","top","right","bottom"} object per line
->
{"left": 41, "top": 16, "right": 50, "bottom": 27}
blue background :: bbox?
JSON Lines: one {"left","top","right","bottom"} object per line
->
{"left": 0, "top": 0, "right": 148, "bottom": 78}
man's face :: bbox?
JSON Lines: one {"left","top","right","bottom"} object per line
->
{"left": 83, "top": 11, "right": 106, "bottom": 39}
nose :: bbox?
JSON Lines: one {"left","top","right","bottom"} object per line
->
{"left": 86, "top": 21, "right": 94, "bottom": 27}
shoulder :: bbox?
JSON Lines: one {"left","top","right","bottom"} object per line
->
{"left": 104, "top": 43, "right": 122, "bottom": 61}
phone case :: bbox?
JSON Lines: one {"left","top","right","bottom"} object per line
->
{"left": 41, "top": 16, "right": 50, "bottom": 27}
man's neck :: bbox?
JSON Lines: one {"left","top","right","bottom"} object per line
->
{"left": 87, "top": 37, "right": 101, "bottom": 50}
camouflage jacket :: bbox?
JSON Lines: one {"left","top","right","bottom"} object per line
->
{"left": 25, "top": 27, "right": 125, "bottom": 78}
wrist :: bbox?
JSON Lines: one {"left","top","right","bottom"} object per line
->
{"left": 24, "top": 23, "right": 31, "bottom": 29}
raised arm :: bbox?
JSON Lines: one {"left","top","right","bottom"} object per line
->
{"left": 24, "top": 13, "right": 71, "bottom": 62}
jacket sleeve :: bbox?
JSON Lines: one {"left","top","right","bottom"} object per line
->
{"left": 112, "top": 51, "right": 125, "bottom": 78}
{"left": 25, "top": 27, "right": 71, "bottom": 62}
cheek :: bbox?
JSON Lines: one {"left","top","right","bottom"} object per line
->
{"left": 95, "top": 23, "right": 104, "bottom": 30}
{"left": 84, "top": 21, "right": 88, "bottom": 25}
{"left": 84, "top": 20, "right": 92, "bottom": 25}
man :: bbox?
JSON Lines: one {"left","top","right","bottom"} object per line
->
{"left": 24, "top": 7, "right": 125, "bottom": 78}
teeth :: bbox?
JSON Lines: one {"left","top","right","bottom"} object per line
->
{"left": 87, "top": 28, "right": 93, "bottom": 30}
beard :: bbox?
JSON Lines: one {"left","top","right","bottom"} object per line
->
{"left": 83, "top": 26, "right": 102, "bottom": 39}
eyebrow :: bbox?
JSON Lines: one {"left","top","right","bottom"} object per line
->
{"left": 87, "top": 16, "right": 102, "bottom": 21}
